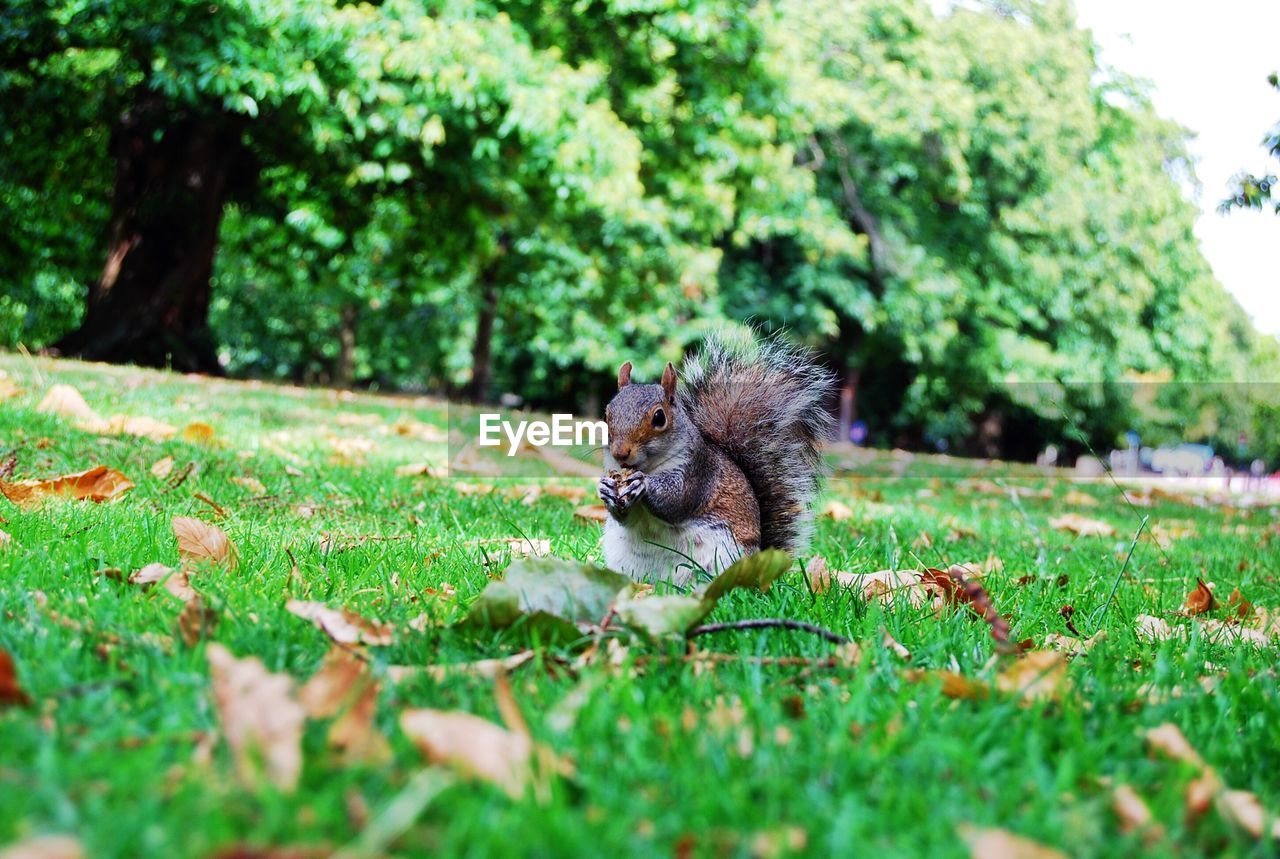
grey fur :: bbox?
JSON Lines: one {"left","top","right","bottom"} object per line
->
{"left": 679, "top": 331, "right": 835, "bottom": 552}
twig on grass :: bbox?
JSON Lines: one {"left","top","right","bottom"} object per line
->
{"left": 687, "top": 618, "right": 851, "bottom": 645}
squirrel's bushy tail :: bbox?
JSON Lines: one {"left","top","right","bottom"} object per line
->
{"left": 682, "top": 330, "right": 835, "bottom": 553}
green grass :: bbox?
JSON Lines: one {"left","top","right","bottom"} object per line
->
{"left": 1, "top": 354, "right": 1278, "bottom": 858}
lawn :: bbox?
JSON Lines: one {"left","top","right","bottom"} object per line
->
{"left": 1, "top": 354, "right": 1278, "bottom": 858}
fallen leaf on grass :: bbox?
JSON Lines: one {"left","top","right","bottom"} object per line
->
{"left": 0, "top": 375, "right": 24, "bottom": 402}
{"left": 128, "top": 563, "right": 196, "bottom": 601}
{"left": 1049, "top": 514, "right": 1116, "bottom": 538}
{"left": 1146, "top": 722, "right": 1280, "bottom": 839}
{"left": 173, "top": 517, "right": 236, "bottom": 569}
{"left": 1063, "top": 489, "right": 1100, "bottom": 507}
{"left": 151, "top": 456, "right": 176, "bottom": 478}
{"left": 103, "top": 414, "right": 176, "bottom": 441}
{"left": 394, "top": 462, "right": 443, "bottom": 478}
{"left": 0, "top": 529, "right": 10, "bottom": 552}
{"left": 231, "top": 476, "right": 267, "bottom": 494}
{"left": 1135, "top": 614, "right": 1178, "bottom": 642}
{"left": 465, "top": 536, "right": 552, "bottom": 559}
{"left": 1180, "top": 578, "right": 1216, "bottom": 616}
{"left": 36, "top": 384, "right": 103, "bottom": 425}
{"left": 822, "top": 500, "right": 854, "bottom": 521}
{"left": 1111, "top": 783, "right": 1163, "bottom": 841}
{"left": 1, "top": 647, "right": 31, "bottom": 707}
{"left": 178, "top": 596, "right": 219, "bottom": 647}
{"left": 837, "top": 569, "right": 929, "bottom": 608}
{"left": 286, "top": 600, "right": 394, "bottom": 646}
{"left": 903, "top": 669, "right": 989, "bottom": 701}
{"left": 0, "top": 465, "right": 134, "bottom": 508}
{"left": 994, "top": 651, "right": 1068, "bottom": 702}
{"left": 299, "top": 646, "right": 390, "bottom": 766}
{"left": 399, "top": 678, "right": 566, "bottom": 800}
{"left": 207, "top": 643, "right": 305, "bottom": 791}
{"left": 0, "top": 835, "right": 86, "bottom": 859}
{"left": 389, "top": 417, "right": 447, "bottom": 443}
{"left": 573, "top": 504, "right": 608, "bottom": 523}
{"left": 387, "top": 651, "right": 536, "bottom": 684}
{"left": 957, "top": 824, "right": 1067, "bottom": 859}
{"left": 1226, "top": 588, "right": 1253, "bottom": 619}
{"left": 181, "top": 421, "right": 216, "bottom": 444}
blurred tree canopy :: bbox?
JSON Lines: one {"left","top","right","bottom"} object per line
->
{"left": 1222, "top": 71, "right": 1279, "bottom": 215}
{"left": 2, "top": 0, "right": 1278, "bottom": 459}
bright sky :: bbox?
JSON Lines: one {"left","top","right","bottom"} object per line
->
{"left": 1072, "top": 0, "right": 1280, "bottom": 335}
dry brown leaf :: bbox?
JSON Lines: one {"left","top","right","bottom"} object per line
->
{"left": 957, "top": 825, "right": 1067, "bottom": 859}
{"left": 150, "top": 456, "right": 176, "bottom": 478}
{"left": 299, "top": 646, "right": 390, "bottom": 766}
{"left": 1048, "top": 513, "right": 1116, "bottom": 538}
{"left": 1062, "top": 489, "right": 1100, "bottom": 507}
{"left": 103, "top": 414, "right": 177, "bottom": 441}
{"left": 1216, "top": 789, "right": 1280, "bottom": 840}
{"left": 904, "top": 669, "right": 989, "bottom": 700}
{"left": 389, "top": 417, "right": 448, "bottom": 443}
{"left": 1043, "top": 631, "right": 1104, "bottom": 657}
{"left": 807, "top": 555, "right": 833, "bottom": 595}
{"left": 207, "top": 643, "right": 305, "bottom": 791}
{"left": 130, "top": 563, "right": 196, "bottom": 602}
{"left": 1135, "top": 614, "right": 1179, "bottom": 642}
{"left": 173, "top": 517, "right": 236, "bottom": 569}
{"left": 399, "top": 708, "right": 534, "bottom": 798}
{"left": 177, "top": 596, "right": 219, "bottom": 647}
{"left": 1111, "top": 784, "right": 1163, "bottom": 841}
{"left": 1226, "top": 588, "right": 1254, "bottom": 619}
{"left": 466, "top": 536, "right": 551, "bottom": 558}
{"left": 882, "top": 630, "right": 911, "bottom": 661}
{"left": 995, "top": 651, "right": 1067, "bottom": 702}
{"left": 1181, "top": 578, "right": 1216, "bottom": 616}
{"left": 573, "top": 504, "right": 607, "bottom": 523}
{"left": 1, "top": 647, "right": 31, "bottom": 707}
{"left": 0, "top": 465, "right": 134, "bottom": 508}
{"left": 394, "top": 462, "right": 443, "bottom": 478}
{"left": 388, "top": 652, "right": 536, "bottom": 684}
{"left": 822, "top": 499, "right": 854, "bottom": 521}
{"left": 286, "top": 600, "right": 394, "bottom": 646}
{"left": 0, "top": 835, "right": 86, "bottom": 859}
{"left": 1145, "top": 723, "right": 1205, "bottom": 768}
{"left": 231, "top": 476, "right": 267, "bottom": 494}
{"left": 0, "top": 528, "right": 11, "bottom": 553}
{"left": 36, "top": 384, "right": 103, "bottom": 425}
{"left": 838, "top": 569, "right": 928, "bottom": 608}
{"left": 0, "top": 375, "right": 25, "bottom": 402}
{"left": 181, "top": 421, "right": 216, "bottom": 444}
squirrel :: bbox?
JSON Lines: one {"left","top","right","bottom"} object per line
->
{"left": 598, "top": 332, "right": 835, "bottom": 585}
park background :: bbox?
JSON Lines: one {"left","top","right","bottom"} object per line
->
{"left": 3, "top": 0, "right": 1280, "bottom": 460}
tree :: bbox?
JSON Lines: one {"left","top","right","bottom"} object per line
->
{"left": 1221, "top": 71, "right": 1280, "bottom": 214}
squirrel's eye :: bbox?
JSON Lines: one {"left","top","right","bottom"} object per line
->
{"left": 651, "top": 408, "right": 666, "bottom": 429}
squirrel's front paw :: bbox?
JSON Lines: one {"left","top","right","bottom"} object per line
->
{"left": 619, "top": 471, "right": 647, "bottom": 504}
{"left": 598, "top": 476, "right": 625, "bottom": 513}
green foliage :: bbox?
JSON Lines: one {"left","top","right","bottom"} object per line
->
{"left": 1, "top": 0, "right": 1277, "bottom": 459}
{"left": 1221, "top": 71, "right": 1280, "bottom": 214}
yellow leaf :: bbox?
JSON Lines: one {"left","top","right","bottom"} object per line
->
{"left": 822, "top": 499, "right": 854, "bottom": 521}
{"left": 181, "top": 421, "right": 216, "bottom": 444}
{"left": 150, "top": 456, "right": 176, "bottom": 478}
{"left": 300, "top": 646, "right": 390, "bottom": 766}
{"left": 0, "top": 465, "right": 134, "bottom": 508}
{"left": 230, "top": 476, "right": 267, "bottom": 494}
{"left": 0, "top": 376, "right": 25, "bottom": 402}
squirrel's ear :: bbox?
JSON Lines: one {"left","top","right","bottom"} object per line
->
{"left": 617, "top": 361, "right": 633, "bottom": 389}
{"left": 660, "top": 362, "right": 677, "bottom": 401}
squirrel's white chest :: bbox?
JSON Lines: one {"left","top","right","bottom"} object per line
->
{"left": 602, "top": 507, "right": 744, "bottom": 587}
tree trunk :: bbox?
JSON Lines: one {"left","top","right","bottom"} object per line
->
{"left": 467, "top": 280, "right": 498, "bottom": 403}
{"left": 335, "top": 304, "right": 357, "bottom": 388}
{"left": 838, "top": 364, "right": 861, "bottom": 443}
{"left": 54, "top": 96, "right": 249, "bottom": 372}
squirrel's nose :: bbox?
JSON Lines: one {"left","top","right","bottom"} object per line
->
{"left": 612, "top": 445, "right": 633, "bottom": 465}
